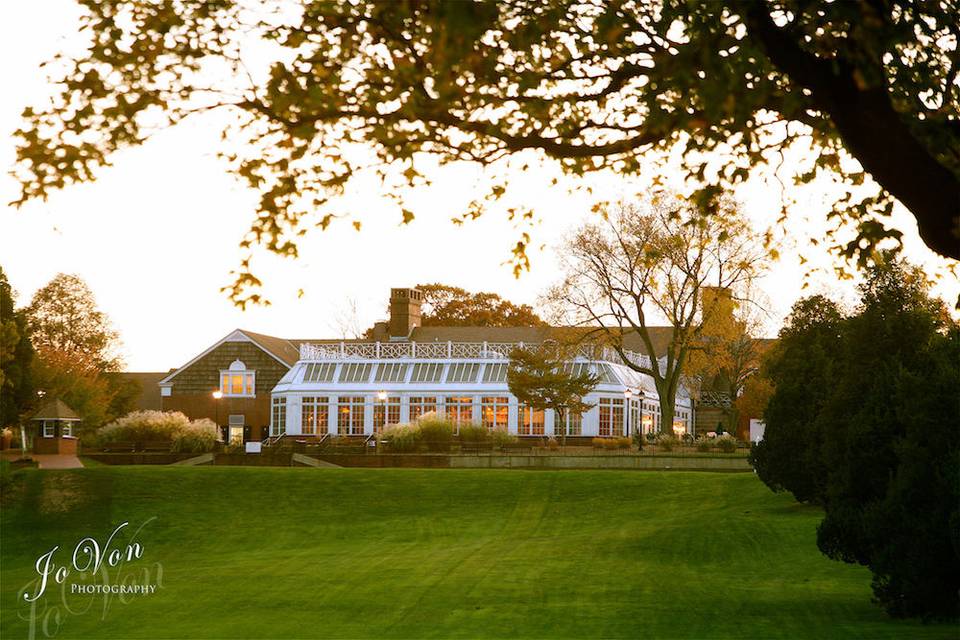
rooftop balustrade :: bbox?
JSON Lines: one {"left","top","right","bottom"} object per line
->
{"left": 298, "top": 341, "right": 654, "bottom": 370}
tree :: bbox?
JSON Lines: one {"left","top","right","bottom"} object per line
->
{"left": 748, "top": 295, "right": 845, "bottom": 503}
{"left": 750, "top": 258, "right": 959, "bottom": 618}
{"left": 683, "top": 285, "right": 769, "bottom": 433}
{"left": 26, "top": 273, "right": 121, "bottom": 371}
{"left": 419, "top": 284, "right": 545, "bottom": 327}
{"left": 0, "top": 267, "right": 35, "bottom": 429}
{"left": 11, "top": 2, "right": 957, "bottom": 306}
{"left": 550, "top": 196, "right": 765, "bottom": 433}
{"left": 814, "top": 259, "right": 958, "bottom": 619}
{"left": 506, "top": 345, "right": 599, "bottom": 444}
{"left": 25, "top": 274, "right": 133, "bottom": 432}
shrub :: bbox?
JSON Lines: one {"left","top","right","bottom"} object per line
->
{"left": 696, "top": 437, "right": 712, "bottom": 452}
{"left": 97, "top": 410, "right": 192, "bottom": 444}
{"left": 171, "top": 419, "right": 218, "bottom": 453}
{"left": 716, "top": 434, "right": 738, "bottom": 453}
{"left": 457, "top": 423, "right": 490, "bottom": 444}
{"left": 616, "top": 436, "right": 631, "bottom": 449}
{"left": 546, "top": 437, "right": 560, "bottom": 450}
{"left": 416, "top": 413, "right": 455, "bottom": 452}
{"left": 632, "top": 431, "right": 644, "bottom": 450}
{"left": 656, "top": 434, "right": 677, "bottom": 451}
{"left": 591, "top": 437, "right": 605, "bottom": 449}
{"left": 381, "top": 423, "right": 421, "bottom": 453}
{"left": 491, "top": 428, "right": 517, "bottom": 448}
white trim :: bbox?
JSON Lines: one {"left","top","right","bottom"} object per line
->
{"left": 158, "top": 329, "right": 293, "bottom": 385}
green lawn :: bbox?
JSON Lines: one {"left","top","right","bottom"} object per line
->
{"left": 1, "top": 467, "right": 955, "bottom": 639}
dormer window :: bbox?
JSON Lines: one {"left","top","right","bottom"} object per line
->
{"left": 220, "top": 360, "right": 256, "bottom": 397}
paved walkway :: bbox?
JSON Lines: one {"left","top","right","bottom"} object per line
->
{"left": 31, "top": 454, "right": 84, "bottom": 469}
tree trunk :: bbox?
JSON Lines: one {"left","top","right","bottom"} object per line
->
{"left": 656, "top": 381, "right": 677, "bottom": 435}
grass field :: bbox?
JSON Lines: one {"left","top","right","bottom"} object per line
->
{"left": 1, "top": 467, "right": 956, "bottom": 639}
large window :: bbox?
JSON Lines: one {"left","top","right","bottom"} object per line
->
{"left": 373, "top": 396, "right": 401, "bottom": 432}
{"left": 337, "top": 396, "right": 365, "bottom": 435}
{"left": 481, "top": 397, "right": 510, "bottom": 431}
{"left": 642, "top": 402, "right": 660, "bottom": 433}
{"left": 599, "top": 397, "right": 625, "bottom": 437}
{"left": 445, "top": 396, "right": 474, "bottom": 425}
{"left": 409, "top": 396, "right": 438, "bottom": 420}
{"left": 375, "top": 363, "right": 409, "bottom": 383}
{"left": 301, "top": 396, "right": 329, "bottom": 435}
{"left": 410, "top": 362, "right": 444, "bottom": 383}
{"left": 271, "top": 397, "right": 286, "bottom": 436}
{"left": 629, "top": 400, "right": 639, "bottom": 437}
{"left": 220, "top": 360, "right": 256, "bottom": 397}
{"left": 482, "top": 363, "right": 508, "bottom": 383}
{"left": 556, "top": 410, "right": 582, "bottom": 437}
{"left": 302, "top": 363, "right": 336, "bottom": 383}
{"left": 446, "top": 362, "right": 481, "bottom": 383}
{"left": 520, "top": 405, "right": 545, "bottom": 436}
{"left": 338, "top": 363, "right": 372, "bottom": 383}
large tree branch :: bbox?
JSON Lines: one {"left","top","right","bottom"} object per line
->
{"left": 742, "top": 1, "right": 960, "bottom": 259}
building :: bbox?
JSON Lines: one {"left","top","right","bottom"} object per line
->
{"left": 156, "top": 287, "right": 708, "bottom": 443}
{"left": 269, "top": 288, "right": 693, "bottom": 441}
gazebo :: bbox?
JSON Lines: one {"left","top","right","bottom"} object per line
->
{"left": 31, "top": 398, "right": 81, "bottom": 455}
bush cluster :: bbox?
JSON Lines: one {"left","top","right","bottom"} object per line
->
{"left": 655, "top": 434, "right": 678, "bottom": 451}
{"left": 379, "top": 413, "right": 513, "bottom": 453}
{"left": 715, "top": 434, "right": 738, "bottom": 453}
{"left": 591, "top": 437, "right": 631, "bottom": 450}
{"left": 97, "top": 411, "right": 218, "bottom": 453}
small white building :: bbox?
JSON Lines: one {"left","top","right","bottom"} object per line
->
{"left": 268, "top": 288, "right": 693, "bottom": 439}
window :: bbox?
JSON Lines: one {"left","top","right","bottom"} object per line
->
{"left": 599, "top": 397, "right": 625, "bottom": 436}
{"left": 62, "top": 423, "right": 73, "bottom": 437}
{"left": 373, "top": 396, "right": 401, "bottom": 432}
{"left": 597, "top": 364, "right": 619, "bottom": 384}
{"left": 375, "top": 363, "right": 409, "bottom": 383}
{"left": 481, "top": 397, "right": 510, "bottom": 430}
{"left": 629, "top": 400, "right": 639, "bottom": 436}
{"left": 271, "top": 397, "right": 286, "bottom": 436}
{"left": 482, "top": 363, "right": 508, "bottom": 383}
{"left": 301, "top": 397, "right": 329, "bottom": 435}
{"left": 338, "top": 363, "right": 372, "bottom": 383}
{"left": 410, "top": 362, "right": 444, "bottom": 383}
{"left": 446, "top": 362, "right": 481, "bottom": 383}
{"left": 302, "top": 363, "right": 336, "bottom": 383}
{"left": 220, "top": 361, "right": 256, "bottom": 397}
{"left": 409, "top": 396, "right": 438, "bottom": 420}
{"left": 642, "top": 402, "right": 661, "bottom": 433}
{"left": 520, "top": 405, "right": 545, "bottom": 436}
{"left": 42, "top": 421, "right": 54, "bottom": 437}
{"left": 445, "top": 396, "right": 473, "bottom": 424}
{"left": 557, "top": 410, "right": 582, "bottom": 437}
{"left": 337, "top": 396, "right": 365, "bottom": 435}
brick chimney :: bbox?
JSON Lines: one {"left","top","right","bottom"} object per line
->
{"left": 388, "top": 288, "right": 423, "bottom": 339}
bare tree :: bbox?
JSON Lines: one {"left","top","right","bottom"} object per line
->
{"left": 549, "top": 196, "right": 766, "bottom": 434}
{"left": 329, "top": 297, "right": 364, "bottom": 340}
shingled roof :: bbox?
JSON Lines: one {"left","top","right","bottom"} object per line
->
{"left": 32, "top": 398, "right": 81, "bottom": 422}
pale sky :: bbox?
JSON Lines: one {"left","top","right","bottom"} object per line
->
{"left": 2, "top": 1, "right": 957, "bottom": 372}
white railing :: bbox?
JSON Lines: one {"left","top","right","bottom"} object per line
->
{"left": 298, "top": 341, "right": 653, "bottom": 369}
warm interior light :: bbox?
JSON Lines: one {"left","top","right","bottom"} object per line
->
{"left": 212, "top": 390, "right": 223, "bottom": 400}
{"left": 377, "top": 390, "right": 388, "bottom": 401}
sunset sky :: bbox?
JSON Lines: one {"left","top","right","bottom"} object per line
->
{"left": 2, "top": 1, "right": 957, "bottom": 372}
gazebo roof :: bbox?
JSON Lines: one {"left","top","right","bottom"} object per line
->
{"left": 31, "top": 398, "right": 82, "bottom": 422}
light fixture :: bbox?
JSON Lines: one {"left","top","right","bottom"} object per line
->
{"left": 212, "top": 390, "right": 223, "bottom": 400}
{"left": 624, "top": 389, "right": 633, "bottom": 400}
{"left": 377, "top": 390, "right": 388, "bottom": 401}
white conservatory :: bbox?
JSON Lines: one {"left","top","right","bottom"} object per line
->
{"left": 269, "top": 340, "right": 693, "bottom": 439}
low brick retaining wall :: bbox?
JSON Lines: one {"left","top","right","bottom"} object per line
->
{"left": 84, "top": 452, "right": 201, "bottom": 465}
{"left": 313, "top": 453, "right": 751, "bottom": 471}
{"left": 214, "top": 453, "right": 294, "bottom": 466}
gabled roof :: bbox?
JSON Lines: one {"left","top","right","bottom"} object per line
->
{"left": 158, "top": 329, "right": 300, "bottom": 385}
{"left": 32, "top": 398, "right": 81, "bottom": 421}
